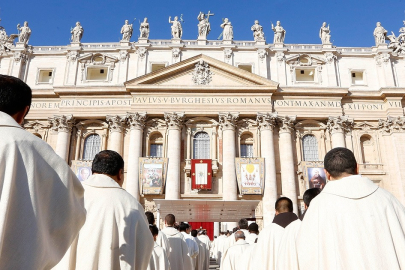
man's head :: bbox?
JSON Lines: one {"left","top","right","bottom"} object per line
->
{"left": 165, "top": 214, "right": 175, "bottom": 227}
{"left": 232, "top": 227, "right": 238, "bottom": 233}
{"left": 314, "top": 170, "right": 319, "bottom": 176}
{"left": 248, "top": 223, "right": 259, "bottom": 235}
{"left": 191, "top": 229, "right": 198, "bottom": 237}
{"left": 0, "top": 75, "right": 32, "bottom": 124}
{"left": 179, "top": 222, "right": 189, "bottom": 233}
{"left": 324, "top": 147, "right": 358, "bottom": 180}
{"left": 275, "top": 197, "right": 293, "bottom": 215}
{"left": 92, "top": 150, "right": 124, "bottom": 186}
{"left": 79, "top": 168, "right": 90, "bottom": 180}
{"left": 234, "top": 231, "right": 245, "bottom": 241}
{"left": 238, "top": 218, "right": 249, "bottom": 230}
{"left": 145, "top": 211, "right": 155, "bottom": 225}
{"left": 149, "top": 225, "right": 159, "bottom": 241}
{"left": 303, "top": 188, "right": 321, "bottom": 209}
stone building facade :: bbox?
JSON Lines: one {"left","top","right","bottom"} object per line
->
{"left": 1, "top": 19, "right": 405, "bottom": 231}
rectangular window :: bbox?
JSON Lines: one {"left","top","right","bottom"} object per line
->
{"left": 87, "top": 67, "right": 108, "bottom": 81}
{"left": 240, "top": 144, "right": 254, "bottom": 157}
{"left": 296, "top": 69, "right": 315, "bottom": 82}
{"left": 37, "top": 69, "right": 54, "bottom": 84}
{"left": 151, "top": 64, "right": 166, "bottom": 72}
{"left": 351, "top": 71, "right": 364, "bottom": 85}
{"left": 238, "top": 65, "right": 252, "bottom": 73}
{"left": 150, "top": 144, "right": 163, "bottom": 157}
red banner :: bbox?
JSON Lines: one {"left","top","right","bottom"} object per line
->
{"left": 191, "top": 159, "right": 212, "bottom": 190}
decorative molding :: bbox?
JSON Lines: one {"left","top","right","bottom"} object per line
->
{"left": 237, "top": 118, "right": 257, "bottom": 136}
{"left": 137, "top": 47, "right": 147, "bottom": 59}
{"left": 172, "top": 48, "right": 181, "bottom": 60}
{"left": 126, "top": 112, "right": 147, "bottom": 130}
{"left": 13, "top": 51, "right": 28, "bottom": 64}
{"left": 48, "top": 115, "right": 75, "bottom": 133}
{"left": 257, "top": 112, "right": 277, "bottom": 131}
{"left": 378, "top": 116, "right": 405, "bottom": 134}
{"left": 219, "top": 112, "right": 239, "bottom": 131}
{"left": 327, "top": 116, "right": 354, "bottom": 134}
{"left": 257, "top": 49, "right": 267, "bottom": 63}
{"left": 191, "top": 60, "right": 213, "bottom": 85}
{"left": 66, "top": 51, "right": 79, "bottom": 62}
{"left": 164, "top": 112, "right": 185, "bottom": 130}
{"left": 324, "top": 52, "right": 336, "bottom": 64}
{"left": 224, "top": 48, "right": 233, "bottom": 62}
{"left": 24, "top": 120, "right": 49, "bottom": 132}
{"left": 278, "top": 115, "right": 296, "bottom": 133}
{"left": 106, "top": 115, "right": 126, "bottom": 133}
{"left": 275, "top": 52, "right": 285, "bottom": 63}
{"left": 119, "top": 50, "right": 128, "bottom": 62}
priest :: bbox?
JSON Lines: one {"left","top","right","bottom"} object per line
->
{"left": 214, "top": 232, "right": 228, "bottom": 265}
{"left": 296, "top": 148, "right": 405, "bottom": 269}
{"left": 220, "top": 231, "right": 250, "bottom": 270}
{"left": 226, "top": 219, "right": 250, "bottom": 248}
{"left": 0, "top": 75, "right": 86, "bottom": 269}
{"left": 145, "top": 211, "right": 171, "bottom": 256}
{"left": 192, "top": 229, "right": 206, "bottom": 270}
{"left": 300, "top": 188, "right": 321, "bottom": 220}
{"left": 147, "top": 225, "right": 171, "bottom": 270}
{"left": 180, "top": 223, "right": 199, "bottom": 269}
{"left": 197, "top": 230, "right": 211, "bottom": 269}
{"left": 161, "top": 214, "right": 193, "bottom": 270}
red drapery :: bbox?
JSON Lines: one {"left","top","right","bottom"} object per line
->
{"left": 188, "top": 222, "right": 214, "bottom": 241}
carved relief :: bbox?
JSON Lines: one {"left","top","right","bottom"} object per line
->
{"left": 275, "top": 52, "right": 285, "bottom": 63}
{"left": 219, "top": 112, "right": 239, "bottom": 130}
{"left": 192, "top": 60, "right": 212, "bottom": 85}
{"left": 258, "top": 49, "right": 267, "bottom": 63}
{"left": 13, "top": 51, "right": 28, "bottom": 64}
{"left": 327, "top": 116, "right": 354, "bottom": 134}
{"left": 324, "top": 52, "right": 336, "bottom": 64}
{"left": 237, "top": 118, "right": 257, "bottom": 136}
{"left": 119, "top": 51, "right": 128, "bottom": 62}
{"left": 106, "top": 115, "right": 126, "bottom": 133}
{"left": 126, "top": 112, "right": 147, "bottom": 130}
{"left": 66, "top": 51, "right": 79, "bottom": 62}
{"left": 137, "top": 47, "right": 147, "bottom": 59}
{"left": 257, "top": 112, "right": 277, "bottom": 130}
{"left": 172, "top": 48, "right": 181, "bottom": 60}
{"left": 48, "top": 115, "right": 75, "bottom": 132}
{"left": 278, "top": 115, "right": 296, "bottom": 133}
{"left": 164, "top": 112, "right": 185, "bottom": 130}
{"left": 378, "top": 116, "right": 405, "bottom": 134}
{"left": 224, "top": 48, "right": 233, "bottom": 62}
{"left": 0, "top": 26, "right": 17, "bottom": 52}
{"left": 374, "top": 53, "right": 390, "bottom": 66}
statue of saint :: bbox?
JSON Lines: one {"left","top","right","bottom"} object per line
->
{"left": 271, "top": 21, "right": 286, "bottom": 43}
{"left": 373, "top": 22, "right": 387, "bottom": 45}
{"left": 251, "top": 20, "right": 265, "bottom": 41}
{"left": 17, "top": 21, "right": 31, "bottom": 44}
{"left": 197, "top": 11, "right": 214, "bottom": 39}
{"left": 220, "top": 18, "right": 233, "bottom": 40}
{"left": 120, "top": 20, "right": 133, "bottom": 42}
{"left": 319, "top": 22, "right": 331, "bottom": 44}
{"left": 140, "top": 18, "right": 150, "bottom": 39}
{"left": 71, "top": 22, "right": 84, "bottom": 43}
{"left": 169, "top": 16, "right": 182, "bottom": 39}
{"left": 398, "top": 21, "right": 405, "bottom": 42}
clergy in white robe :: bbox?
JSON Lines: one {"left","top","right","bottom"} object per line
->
{"left": 220, "top": 231, "right": 250, "bottom": 270}
{"left": 161, "top": 214, "right": 193, "bottom": 270}
{"left": 0, "top": 75, "right": 86, "bottom": 270}
{"left": 238, "top": 240, "right": 255, "bottom": 270}
{"left": 300, "top": 187, "right": 321, "bottom": 220}
{"left": 192, "top": 229, "right": 206, "bottom": 270}
{"left": 180, "top": 223, "right": 199, "bottom": 269}
{"left": 296, "top": 148, "right": 405, "bottom": 270}
{"left": 226, "top": 219, "right": 250, "bottom": 248}
{"left": 145, "top": 211, "right": 172, "bottom": 257}
{"left": 214, "top": 233, "right": 228, "bottom": 265}
{"left": 148, "top": 225, "right": 171, "bottom": 270}
{"left": 250, "top": 197, "right": 299, "bottom": 270}
{"left": 198, "top": 231, "right": 212, "bottom": 270}
{"left": 275, "top": 219, "right": 301, "bottom": 270}
{"left": 246, "top": 223, "right": 259, "bottom": 245}
{"left": 55, "top": 150, "right": 154, "bottom": 270}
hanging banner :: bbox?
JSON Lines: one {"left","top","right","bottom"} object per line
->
{"left": 139, "top": 157, "right": 168, "bottom": 195}
{"left": 191, "top": 159, "right": 212, "bottom": 190}
{"left": 235, "top": 157, "right": 265, "bottom": 195}
{"left": 71, "top": 160, "right": 93, "bottom": 182}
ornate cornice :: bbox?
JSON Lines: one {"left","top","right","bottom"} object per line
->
{"left": 106, "top": 115, "right": 126, "bottom": 133}
{"left": 327, "top": 116, "right": 354, "bottom": 134}
{"left": 378, "top": 116, "right": 405, "bottom": 134}
{"left": 164, "top": 112, "right": 185, "bottom": 130}
{"left": 126, "top": 112, "right": 147, "bottom": 130}
{"left": 278, "top": 115, "right": 296, "bottom": 133}
{"left": 219, "top": 112, "right": 239, "bottom": 131}
{"left": 48, "top": 115, "right": 75, "bottom": 133}
{"left": 257, "top": 112, "right": 277, "bottom": 131}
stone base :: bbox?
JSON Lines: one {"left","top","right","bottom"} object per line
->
{"left": 197, "top": 39, "right": 207, "bottom": 45}
{"left": 120, "top": 41, "right": 131, "bottom": 46}
{"left": 322, "top": 43, "right": 333, "bottom": 49}
{"left": 138, "top": 38, "right": 149, "bottom": 44}
{"left": 377, "top": 43, "right": 388, "bottom": 49}
{"left": 70, "top": 42, "right": 81, "bottom": 47}
{"left": 256, "top": 40, "right": 266, "bottom": 46}
{"left": 171, "top": 38, "right": 182, "bottom": 44}
{"left": 222, "top": 39, "right": 233, "bottom": 45}
{"left": 274, "top": 42, "right": 284, "bottom": 48}
{"left": 15, "top": 42, "right": 27, "bottom": 48}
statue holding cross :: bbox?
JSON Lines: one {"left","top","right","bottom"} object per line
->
{"left": 197, "top": 11, "right": 214, "bottom": 39}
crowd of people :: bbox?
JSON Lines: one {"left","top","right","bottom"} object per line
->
{"left": 1, "top": 73, "right": 405, "bottom": 270}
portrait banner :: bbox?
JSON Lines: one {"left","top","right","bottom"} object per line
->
{"left": 71, "top": 160, "right": 93, "bottom": 182}
{"left": 301, "top": 161, "right": 327, "bottom": 190}
{"left": 191, "top": 159, "right": 212, "bottom": 190}
{"left": 139, "top": 157, "right": 168, "bottom": 195}
{"left": 235, "top": 157, "right": 265, "bottom": 195}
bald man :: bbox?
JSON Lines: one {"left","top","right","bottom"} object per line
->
{"left": 220, "top": 231, "right": 250, "bottom": 270}
{"left": 249, "top": 197, "right": 300, "bottom": 270}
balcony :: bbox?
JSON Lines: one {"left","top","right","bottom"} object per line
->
{"left": 358, "top": 163, "right": 385, "bottom": 175}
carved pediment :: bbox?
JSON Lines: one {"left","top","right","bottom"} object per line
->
{"left": 286, "top": 54, "right": 327, "bottom": 66}
{"left": 77, "top": 53, "right": 118, "bottom": 65}
{"left": 125, "top": 54, "right": 278, "bottom": 91}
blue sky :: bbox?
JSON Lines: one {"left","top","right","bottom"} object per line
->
{"left": 1, "top": 0, "right": 404, "bottom": 46}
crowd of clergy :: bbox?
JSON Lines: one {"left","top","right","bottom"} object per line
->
{"left": 1, "top": 74, "right": 405, "bottom": 270}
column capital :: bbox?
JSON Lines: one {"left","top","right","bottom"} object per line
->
{"left": 48, "top": 115, "right": 75, "bottom": 132}
{"left": 327, "top": 116, "right": 354, "bottom": 134}
{"left": 219, "top": 112, "right": 239, "bottom": 131}
{"left": 106, "top": 115, "right": 126, "bottom": 133}
{"left": 278, "top": 115, "right": 296, "bottom": 133}
{"left": 126, "top": 112, "right": 147, "bottom": 130}
{"left": 257, "top": 112, "right": 277, "bottom": 131}
{"left": 164, "top": 112, "right": 185, "bottom": 130}
{"left": 378, "top": 116, "right": 405, "bottom": 134}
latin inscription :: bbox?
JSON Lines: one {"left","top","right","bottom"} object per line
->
{"left": 133, "top": 97, "right": 272, "bottom": 104}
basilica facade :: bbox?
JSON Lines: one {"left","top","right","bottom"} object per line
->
{"left": 1, "top": 17, "right": 405, "bottom": 231}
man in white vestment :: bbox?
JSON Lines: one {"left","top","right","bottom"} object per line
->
{"left": 226, "top": 219, "right": 251, "bottom": 249}
{"left": 148, "top": 225, "right": 171, "bottom": 270}
{"left": 0, "top": 75, "right": 86, "bottom": 269}
{"left": 220, "top": 231, "right": 250, "bottom": 270}
{"left": 180, "top": 223, "right": 199, "bottom": 269}
{"left": 146, "top": 211, "right": 171, "bottom": 257}
{"left": 192, "top": 229, "right": 206, "bottom": 270}
{"left": 161, "top": 214, "right": 193, "bottom": 270}
{"left": 246, "top": 223, "right": 259, "bottom": 244}
{"left": 197, "top": 230, "right": 212, "bottom": 270}
{"left": 296, "top": 148, "right": 405, "bottom": 270}
{"left": 214, "top": 232, "right": 228, "bottom": 265}
{"left": 56, "top": 150, "right": 154, "bottom": 270}
{"left": 300, "top": 188, "right": 321, "bottom": 220}
{"left": 250, "top": 197, "right": 299, "bottom": 270}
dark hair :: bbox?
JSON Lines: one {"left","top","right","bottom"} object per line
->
{"left": 232, "top": 227, "right": 238, "bottom": 233}
{"left": 191, "top": 229, "right": 198, "bottom": 237}
{"left": 248, "top": 223, "right": 259, "bottom": 233}
{"left": 165, "top": 214, "right": 175, "bottom": 226}
{"left": 145, "top": 211, "right": 155, "bottom": 225}
{"left": 275, "top": 197, "right": 293, "bottom": 213}
{"left": 303, "top": 188, "right": 321, "bottom": 207}
{"left": 179, "top": 222, "right": 189, "bottom": 232}
{"left": 149, "top": 225, "right": 159, "bottom": 236}
{"left": 0, "top": 75, "right": 32, "bottom": 115}
{"left": 92, "top": 150, "right": 124, "bottom": 176}
{"left": 324, "top": 147, "right": 357, "bottom": 178}
{"left": 238, "top": 218, "right": 249, "bottom": 229}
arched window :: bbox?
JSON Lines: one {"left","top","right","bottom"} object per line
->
{"left": 82, "top": 134, "right": 101, "bottom": 160}
{"left": 193, "top": 131, "right": 210, "bottom": 159}
{"left": 240, "top": 133, "right": 254, "bottom": 157}
{"left": 150, "top": 132, "right": 163, "bottom": 157}
{"left": 302, "top": 135, "right": 318, "bottom": 161}
{"left": 360, "top": 135, "right": 375, "bottom": 164}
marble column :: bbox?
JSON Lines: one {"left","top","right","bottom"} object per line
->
{"left": 327, "top": 116, "right": 353, "bottom": 148}
{"left": 106, "top": 115, "right": 125, "bottom": 155}
{"left": 48, "top": 115, "right": 74, "bottom": 161}
{"left": 214, "top": 222, "right": 220, "bottom": 237}
{"left": 219, "top": 112, "right": 239, "bottom": 201}
{"left": 126, "top": 112, "right": 147, "bottom": 201}
{"left": 164, "top": 112, "right": 185, "bottom": 200}
{"left": 278, "top": 116, "right": 298, "bottom": 215}
{"left": 257, "top": 112, "right": 278, "bottom": 226}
